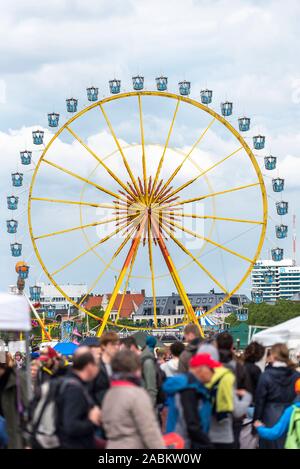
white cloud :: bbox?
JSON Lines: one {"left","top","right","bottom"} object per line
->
{"left": 1, "top": 118, "right": 288, "bottom": 295}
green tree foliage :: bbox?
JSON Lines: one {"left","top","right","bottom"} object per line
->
{"left": 85, "top": 306, "right": 104, "bottom": 331}
{"left": 226, "top": 300, "right": 300, "bottom": 328}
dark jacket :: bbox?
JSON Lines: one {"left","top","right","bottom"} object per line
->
{"left": 180, "top": 373, "right": 212, "bottom": 449}
{"left": 178, "top": 338, "right": 202, "bottom": 373}
{"left": 57, "top": 372, "right": 95, "bottom": 449}
{"left": 244, "top": 361, "right": 261, "bottom": 403}
{"left": 219, "top": 350, "right": 252, "bottom": 393}
{"left": 36, "top": 365, "right": 55, "bottom": 391}
{"left": 0, "top": 368, "right": 28, "bottom": 449}
{"left": 89, "top": 361, "right": 110, "bottom": 407}
{"left": 254, "top": 365, "right": 300, "bottom": 449}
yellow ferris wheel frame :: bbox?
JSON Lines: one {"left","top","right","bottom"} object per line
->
{"left": 28, "top": 91, "right": 268, "bottom": 337}
{"left": 78, "top": 144, "right": 217, "bottom": 280}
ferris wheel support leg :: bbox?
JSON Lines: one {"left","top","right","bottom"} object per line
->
{"left": 96, "top": 218, "right": 146, "bottom": 337}
{"left": 24, "top": 294, "right": 52, "bottom": 342}
{"left": 115, "top": 241, "right": 140, "bottom": 325}
{"left": 151, "top": 220, "right": 204, "bottom": 337}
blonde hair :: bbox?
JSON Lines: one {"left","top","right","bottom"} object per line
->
{"left": 271, "top": 343, "right": 296, "bottom": 368}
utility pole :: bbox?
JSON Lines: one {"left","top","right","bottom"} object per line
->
{"left": 293, "top": 213, "right": 297, "bottom": 266}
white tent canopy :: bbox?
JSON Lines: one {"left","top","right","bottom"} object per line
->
{"left": 0, "top": 293, "right": 31, "bottom": 331}
{"left": 251, "top": 316, "right": 300, "bottom": 350}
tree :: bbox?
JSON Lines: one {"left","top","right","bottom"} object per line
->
{"left": 226, "top": 300, "right": 300, "bottom": 328}
{"left": 84, "top": 306, "right": 104, "bottom": 332}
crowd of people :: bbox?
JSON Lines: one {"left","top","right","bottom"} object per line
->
{"left": 0, "top": 325, "right": 300, "bottom": 450}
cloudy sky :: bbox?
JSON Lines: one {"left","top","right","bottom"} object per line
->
{"left": 1, "top": 0, "right": 299, "bottom": 300}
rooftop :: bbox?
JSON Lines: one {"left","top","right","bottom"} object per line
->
{"left": 83, "top": 291, "right": 145, "bottom": 319}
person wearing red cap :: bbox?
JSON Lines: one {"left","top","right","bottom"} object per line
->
{"left": 254, "top": 378, "right": 300, "bottom": 448}
{"left": 163, "top": 353, "right": 220, "bottom": 449}
{"left": 189, "top": 353, "right": 222, "bottom": 370}
{"left": 36, "top": 347, "right": 60, "bottom": 388}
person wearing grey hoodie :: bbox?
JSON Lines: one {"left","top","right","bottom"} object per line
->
{"left": 102, "top": 350, "right": 165, "bottom": 449}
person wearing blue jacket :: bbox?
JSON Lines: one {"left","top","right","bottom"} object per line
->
{"left": 163, "top": 353, "right": 221, "bottom": 449}
{"left": 254, "top": 378, "right": 300, "bottom": 442}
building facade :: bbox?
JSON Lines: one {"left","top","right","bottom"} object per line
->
{"left": 35, "top": 282, "right": 88, "bottom": 320}
{"left": 83, "top": 290, "right": 145, "bottom": 321}
{"left": 251, "top": 259, "right": 300, "bottom": 302}
{"left": 134, "top": 292, "right": 250, "bottom": 327}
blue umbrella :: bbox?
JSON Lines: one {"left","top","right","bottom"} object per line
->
{"left": 54, "top": 342, "right": 78, "bottom": 356}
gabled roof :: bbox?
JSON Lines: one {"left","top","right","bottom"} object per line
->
{"left": 83, "top": 292, "right": 145, "bottom": 318}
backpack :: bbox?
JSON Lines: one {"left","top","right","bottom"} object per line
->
{"left": 163, "top": 374, "right": 212, "bottom": 435}
{"left": 28, "top": 379, "right": 61, "bottom": 449}
{"left": 28, "top": 377, "right": 91, "bottom": 449}
{"left": 285, "top": 406, "right": 300, "bottom": 449}
{"left": 156, "top": 363, "right": 167, "bottom": 405}
{"left": 141, "top": 355, "right": 167, "bottom": 405}
{"left": 210, "top": 370, "right": 232, "bottom": 419}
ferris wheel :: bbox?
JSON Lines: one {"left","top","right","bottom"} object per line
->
{"left": 6, "top": 75, "right": 288, "bottom": 336}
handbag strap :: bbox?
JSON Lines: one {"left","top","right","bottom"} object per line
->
{"left": 15, "top": 368, "right": 24, "bottom": 416}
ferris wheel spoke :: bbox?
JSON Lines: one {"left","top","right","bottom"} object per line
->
{"left": 160, "top": 182, "right": 261, "bottom": 211}
{"left": 65, "top": 126, "right": 136, "bottom": 200}
{"left": 99, "top": 103, "right": 142, "bottom": 199}
{"left": 163, "top": 218, "right": 252, "bottom": 263}
{"left": 96, "top": 216, "right": 147, "bottom": 336}
{"left": 161, "top": 223, "right": 228, "bottom": 294}
{"left": 156, "top": 117, "right": 216, "bottom": 201}
{"left": 51, "top": 217, "right": 138, "bottom": 277}
{"left": 160, "top": 219, "right": 229, "bottom": 294}
{"left": 151, "top": 216, "right": 204, "bottom": 336}
{"left": 78, "top": 222, "right": 141, "bottom": 308}
{"left": 149, "top": 99, "right": 180, "bottom": 203}
{"left": 138, "top": 95, "right": 148, "bottom": 203}
{"left": 159, "top": 146, "right": 244, "bottom": 204}
{"left": 30, "top": 196, "right": 118, "bottom": 210}
{"left": 42, "top": 158, "right": 127, "bottom": 202}
{"left": 34, "top": 214, "right": 130, "bottom": 241}
{"left": 179, "top": 213, "right": 264, "bottom": 225}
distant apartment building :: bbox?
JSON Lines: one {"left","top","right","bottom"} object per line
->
{"left": 134, "top": 292, "right": 250, "bottom": 327}
{"left": 251, "top": 259, "right": 300, "bottom": 302}
{"left": 35, "top": 282, "right": 88, "bottom": 320}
